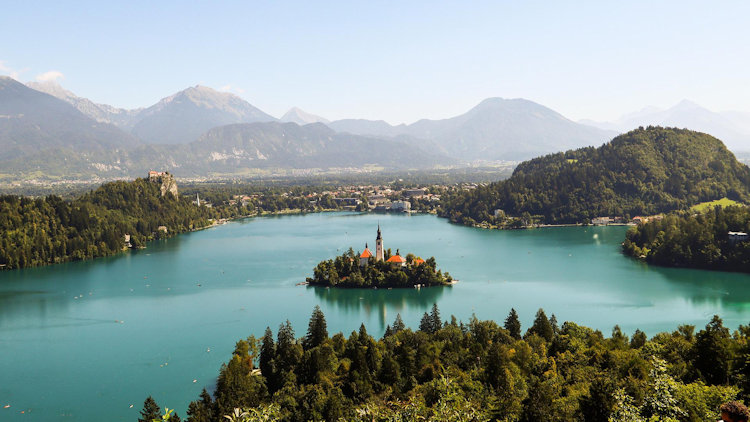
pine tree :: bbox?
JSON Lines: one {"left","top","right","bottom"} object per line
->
{"left": 419, "top": 312, "right": 432, "bottom": 333}
{"left": 504, "top": 308, "right": 521, "bottom": 339}
{"left": 526, "top": 308, "right": 554, "bottom": 342}
{"left": 275, "top": 320, "right": 302, "bottom": 381}
{"left": 429, "top": 303, "right": 441, "bottom": 333}
{"left": 186, "top": 388, "right": 214, "bottom": 422}
{"left": 303, "top": 305, "right": 328, "bottom": 350}
{"left": 259, "top": 327, "right": 276, "bottom": 391}
{"left": 392, "top": 314, "right": 406, "bottom": 333}
{"left": 138, "top": 396, "right": 161, "bottom": 422}
{"left": 693, "top": 314, "right": 732, "bottom": 385}
{"left": 630, "top": 329, "right": 647, "bottom": 349}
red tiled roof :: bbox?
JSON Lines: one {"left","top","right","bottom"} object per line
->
{"left": 413, "top": 258, "right": 425, "bottom": 266}
{"left": 360, "top": 248, "right": 373, "bottom": 258}
{"left": 386, "top": 255, "right": 406, "bottom": 263}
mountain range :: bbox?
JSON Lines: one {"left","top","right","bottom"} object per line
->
{"left": 581, "top": 100, "right": 750, "bottom": 152}
{"left": 8, "top": 74, "right": 744, "bottom": 182}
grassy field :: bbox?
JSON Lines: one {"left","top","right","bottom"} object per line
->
{"left": 690, "top": 197, "right": 743, "bottom": 212}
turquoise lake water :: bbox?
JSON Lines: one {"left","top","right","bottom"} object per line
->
{"left": 2, "top": 212, "right": 750, "bottom": 421}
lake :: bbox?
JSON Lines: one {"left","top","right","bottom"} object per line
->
{"left": 2, "top": 212, "right": 750, "bottom": 421}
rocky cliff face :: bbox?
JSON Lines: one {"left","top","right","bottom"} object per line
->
{"left": 148, "top": 171, "right": 178, "bottom": 198}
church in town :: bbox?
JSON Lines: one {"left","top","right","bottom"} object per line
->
{"left": 358, "top": 225, "right": 424, "bottom": 268}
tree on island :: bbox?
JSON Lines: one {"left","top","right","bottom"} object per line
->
{"left": 306, "top": 249, "right": 452, "bottom": 288}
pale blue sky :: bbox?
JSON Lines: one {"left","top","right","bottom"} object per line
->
{"left": 2, "top": 1, "right": 748, "bottom": 124}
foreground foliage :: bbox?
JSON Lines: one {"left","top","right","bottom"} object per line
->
{"left": 149, "top": 306, "right": 750, "bottom": 421}
{"left": 440, "top": 127, "right": 750, "bottom": 226}
{"left": 623, "top": 205, "right": 750, "bottom": 271}
{"left": 306, "top": 249, "right": 452, "bottom": 288}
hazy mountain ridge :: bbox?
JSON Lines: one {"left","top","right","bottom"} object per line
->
{"left": 582, "top": 100, "right": 750, "bottom": 152}
{"left": 0, "top": 76, "right": 140, "bottom": 164}
{"left": 329, "top": 98, "right": 617, "bottom": 161}
{"left": 26, "top": 81, "right": 143, "bottom": 129}
{"left": 280, "top": 107, "right": 330, "bottom": 125}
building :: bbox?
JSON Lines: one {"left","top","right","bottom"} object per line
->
{"left": 386, "top": 249, "right": 406, "bottom": 267}
{"left": 390, "top": 201, "right": 411, "bottom": 212}
{"left": 359, "top": 244, "right": 373, "bottom": 266}
{"left": 376, "top": 225, "right": 384, "bottom": 261}
{"left": 404, "top": 189, "right": 426, "bottom": 198}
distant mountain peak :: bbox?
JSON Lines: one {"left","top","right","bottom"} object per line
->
{"left": 281, "top": 107, "right": 330, "bottom": 125}
{"left": 672, "top": 99, "right": 703, "bottom": 110}
{"left": 131, "top": 85, "right": 276, "bottom": 144}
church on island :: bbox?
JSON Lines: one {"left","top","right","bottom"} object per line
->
{"left": 358, "top": 225, "right": 425, "bottom": 268}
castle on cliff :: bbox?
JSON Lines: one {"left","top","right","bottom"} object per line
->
{"left": 148, "top": 171, "right": 178, "bottom": 198}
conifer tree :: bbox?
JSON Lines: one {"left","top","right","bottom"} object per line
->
{"left": 138, "top": 396, "right": 161, "bottom": 422}
{"left": 630, "top": 329, "right": 647, "bottom": 349}
{"left": 693, "top": 314, "right": 732, "bottom": 385}
{"left": 526, "top": 308, "right": 554, "bottom": 342}
{"left": 185, "top": 388, "right": 214, "bottom": 422}
{"left": 392, "top": 314, "right": 405, "bottom": 333}
{"left": 504, "top": 308, "right": 521, "bottom": 339}
{"left": 429, "top": 303, "right": 441, "bottom": 333}
{"left": 303, "top": 305, "right": 328, "bottom": 350}
{"left": 259, "top": 327, "right": 276, "bottom": 390}
{"left": 419, "top": 312, "right": 432, "bottom": 333}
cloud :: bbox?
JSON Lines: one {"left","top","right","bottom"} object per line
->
{"left": 0, "top": 61, "right": 20, "bottom": 79}
{"left": 35, "top": 70, "right": 64, "bottom": 83}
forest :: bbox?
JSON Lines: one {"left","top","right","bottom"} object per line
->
{"left": 623, "top": 205, "right": 750, "bottom": 271}
{"left": 306, "top": 248, "right": 453, "bottom": 288}
{"left": 439, "top": 127, "right": 750, "bottom": 226}
{"left": 141, "top": 305, "right": 750, "bottom": 422}
{"left": 0, "top": 177, "right": 255, "bottom": 269}
{"left": 0, "top": 176, "right": 377, "bottom": 270}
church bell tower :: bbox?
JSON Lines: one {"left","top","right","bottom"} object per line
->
{"left": 375, "top": 224, "right": 384, "bottom": 261}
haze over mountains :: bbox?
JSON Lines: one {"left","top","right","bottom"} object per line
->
{"left": 329, "top": 98, "right": 617, "bottom": 161}
{"left": 3, "top": 74, "right": 747, "bottom": 182}
{"left": 581, "top": 100, "right": 750, "bottom": 152}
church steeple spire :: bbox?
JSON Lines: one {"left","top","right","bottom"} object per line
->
{"left": 375, "top": 224, "right": 384, "bottom": 261}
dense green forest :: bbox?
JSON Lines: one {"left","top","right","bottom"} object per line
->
{"left": 147, "top": 305, "right": 750, "bottom": 421}
{"left": 439, "top": 127, "right": 750, "bottom": 226}
{"left": 623, "top": 205, "right": 750, "bottom": 271}
{"left": 306, "top": 248, "right": 453, "bottom": 288}
{"left": 0, "top": 177, "right": 234, "bottom": 269}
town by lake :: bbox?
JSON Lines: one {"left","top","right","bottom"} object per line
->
{"left": 2, "top": 212, "right": 750, "bottom": 421}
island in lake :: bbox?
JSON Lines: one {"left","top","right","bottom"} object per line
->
{"left": 306, "top": 225, "right": 454, "bottom": 288}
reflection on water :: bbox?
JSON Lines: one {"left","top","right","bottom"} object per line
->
{"left": 312, "top": 285, "right": 448, "bottom": 328}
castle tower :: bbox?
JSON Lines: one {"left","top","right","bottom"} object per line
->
{"left": 375, "top": 224, "right": 384, "bottom": 261}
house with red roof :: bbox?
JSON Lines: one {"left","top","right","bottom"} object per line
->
{"left": 386, "top": 249, "right": 407, "bottom": 267}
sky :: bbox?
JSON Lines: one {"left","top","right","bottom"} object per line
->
{"left": 1, "top": 0, "right": 749, "bottom": 124}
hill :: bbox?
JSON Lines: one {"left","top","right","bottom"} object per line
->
{"left": 623, "top": 205, "right": 750, "bottom": 272}
{"left": 130, "top": 85, "right": 277, "bottom": 144}
{"left": 0, "top": 175, "right": 218, "bottom": 269}
{"left": 439, "top": 127, "right": 750, "bottom": 225}
{"left": 329, "top": 98, "right": 616, "bottom": 161}
{"left": 164, "top": 121, "right": 453, "bottom": 172}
